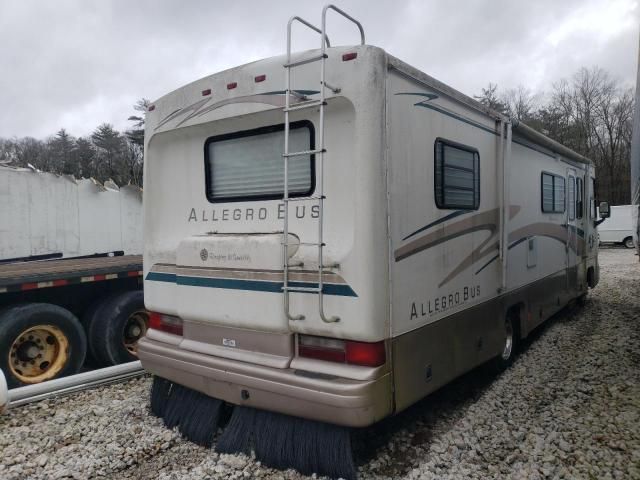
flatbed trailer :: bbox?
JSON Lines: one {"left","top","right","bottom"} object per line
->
{"left": 0, "top": 255, "right": 147, "bottom": 388}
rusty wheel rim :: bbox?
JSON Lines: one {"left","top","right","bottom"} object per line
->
{"left": 123, "top": 310, "right": 149, "bottom": 356}
{"left": 9, "top": 325, "right": 69, "bottom": 384}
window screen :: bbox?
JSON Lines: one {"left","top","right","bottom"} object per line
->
{"left": 541, "top": 172, "right": 565, "bottom": 213}
{"left": 434, "top": 139, "right": 480, "bottom": 210}
{"left": 204, "top": 122, "right": 314, "bottom": 202}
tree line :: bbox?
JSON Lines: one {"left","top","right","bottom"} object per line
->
{"left": 0, "top": 66, "right": 634, "bottom": 202}
{"left": 474, "top": 67, "right": 634, "bottom": 205}
{"left": 0, "top": 99, "right": 149, "bottom": 187}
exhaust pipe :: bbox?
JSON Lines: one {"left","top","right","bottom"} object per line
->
{"left": 1, "top": 361, "right": 144, "bottom": 413}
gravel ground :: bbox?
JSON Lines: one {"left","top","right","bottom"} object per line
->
{"left": 1, "top": 249, "right": 638, "bottom": 479}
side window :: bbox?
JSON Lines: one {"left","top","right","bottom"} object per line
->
{"left": 590, "top": 177, "right": 596, "bottom": 219}
{"left": 541, "top": 172, "right": 565, "bottom": 213}
{"left": 576, "top": 178, "right": 583, "bottom": 219}
{"left": 568, "top": 176, "right": 575, "bottom": 220}
{"left": 434, "top": 139, "right": 480, "bottom": 210}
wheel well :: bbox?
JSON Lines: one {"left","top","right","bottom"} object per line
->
{"left": 506, "top": 303, "right": 524, "bottom": 339}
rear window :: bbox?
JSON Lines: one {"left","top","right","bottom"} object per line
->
{"left": 204, "top": 121, "right": 315, "bottom": 202}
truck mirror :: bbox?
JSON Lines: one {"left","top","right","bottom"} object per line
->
{"left": 598, "top": 201, "right": 611, "bottom": 218}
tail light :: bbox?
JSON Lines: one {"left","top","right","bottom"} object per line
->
{"left": 148, "top": 312, "right": 183, "bottom": 336}
{"left": 298, "top": 335, "right": 385, "bottom": 367}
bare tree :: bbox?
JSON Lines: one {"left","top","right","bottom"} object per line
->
{"left": 126, "top": 98, "right": 150, "bottom": 148}
{"left": 474, "top": 83, "right": 507, "bottom": 113}
{"left": 501, "top": 85, "right": 540, "bottom": 123}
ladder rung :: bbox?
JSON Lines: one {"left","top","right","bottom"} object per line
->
{"left": 284, "top": 54, "right": 327, "bottom": 68}
{"left": 283, "top": 286, "right": 321, "bottom": 293}
{"left": 284, "top": 100, "right": 326, "bottom": 112}
{"left": 283, "top": 149, "right": 325, "bottom": 158}
{"left": 283, "top": 195, "right": 325, "bottom": 202}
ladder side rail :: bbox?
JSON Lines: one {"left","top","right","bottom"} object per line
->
{"left": 317, "top": 7, "right": 341, "bottom": 323}
{"left": 283, "top": 15, "right": 328, "bottom": 322}
{"left": 321, "top": 4, "right": 366, "bottom": 47}
{"left": 287, "top": 16, "right": 331, "bottom": 64}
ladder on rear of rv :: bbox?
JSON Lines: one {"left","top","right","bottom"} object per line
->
{"left": 281, "top": 5, "right": 365, "bottom": 323}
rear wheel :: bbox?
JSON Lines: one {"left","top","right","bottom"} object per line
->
{"left": 623, "top": 237, "right": 634, "bottom": 249}
{"left": 0, "top": 303, "right": 86, "bottom": 388}
{"left": 86, "top": 291, "right": 148, "bottom": 366}
{"left": 490, "top": 313, "right": 518, "bottom": 372}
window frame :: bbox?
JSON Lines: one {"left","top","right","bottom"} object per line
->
{"left": 203, "top": 120, "right": 316, "bottom": 204}
{"left": 540, "top": 171, "right": 566, "bottom": 214}
{"left": 433, "top": 138, "right": 480, "bottom": 211}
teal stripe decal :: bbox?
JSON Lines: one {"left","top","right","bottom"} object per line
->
{"left": 146, "top": 272, "right": 176, "bottom": 283}
{"left": 413, "top": 102, "right": 497, "bottom": 135}
{"left": 145, "top": 272, "right": 357, "bottom": 297}
{"left": 396, "top": 92, "right": 578, "bottom": 162}
{"left": 402, "top": 210, "right": 467, "bottom": 241}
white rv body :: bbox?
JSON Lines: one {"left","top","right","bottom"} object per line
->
{"left": 597, "top": 205, "right": 634, "bottom": 247}
{"left": 0, "top": 166, "right": 143, "bottom": 261}
{"left": 139, "top": 45, "right": 599, "bottom": 427}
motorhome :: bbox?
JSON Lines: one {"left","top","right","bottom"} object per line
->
{"left": 597, "top": 204, "right": 635, "bottom": 248}
{"left": 138, "top": 5, "right": 601, "bottom": 478}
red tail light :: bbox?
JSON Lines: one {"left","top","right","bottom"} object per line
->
{"left": 202, "top": 88, "right": 211, "bottom": 96}
{"left": 254, "top": 75, "right": 266, "bottom": 83}
{"left": 227, "top": 82, "right": 237, "bottom": 90}
{"left": 148, "top": 312, "right": 183, "bottom": 336}
{"left": 342, "top": 52, "right": 357, "bottom": 61}
{"left": 346, "top": 340, "right": 386, "bottom": 367}
{"left": 298, "top": 335, "right": 385, "bottom": 367}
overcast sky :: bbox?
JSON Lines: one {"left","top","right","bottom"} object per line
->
{"left": 0, "top": 0, "right": 638, "bottom": 139}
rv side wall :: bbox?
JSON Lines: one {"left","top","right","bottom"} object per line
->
{"left": 385, "top": 65, "right": 597, "bottom": 412}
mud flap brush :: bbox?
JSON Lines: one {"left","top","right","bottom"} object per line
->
{"left": 149, "top": 376, "right": 223, "bottom": 447}
{"left": 218, "top": 406, "right": 357, "bottom": 480}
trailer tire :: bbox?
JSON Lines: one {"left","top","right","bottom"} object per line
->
{"left": 0, "top": 303, "right": 86, "bottom": 388}
{"left": 623, "top": 237, "right": 634, "bottom": 249}
{"left": 87, "top": 290, "right": 148, "bottom": 366}
{"left": 81, "top": 292, "right": 122, "bottom": 367}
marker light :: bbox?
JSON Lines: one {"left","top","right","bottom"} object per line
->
{"left": 148, "top": 312, "right": 183, "bottom": 336}
{"left": 148, "top": 105, "right": 156, "bottom": 111}
{"left": 202, "top": 88, "right": 211, "bottom": 96}
{"left": 342, "top": 52, "right": 357, "bottom": 61}
{"left": 254, "top": 75, "right": 266, "bottom": 83}
{"left": 299, "top": 335, "right": 385, "bottom": 367}
{"left": 227, "top": 82, "right": 237, "bottom": 90}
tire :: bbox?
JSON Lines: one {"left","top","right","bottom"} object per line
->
{"left": 0, "top": 303, "right": 86, "bottom": 388}
{"left": 81, "top": 291, "right": 122, "bottom": 367}
{"left": 86, "top": 290, "right": 149, "bottom": 366}
{"left": 490, "top": 313, "right": 518, "bottom": 372}
{"left": 623, "top": 237, "right": 634, "bottom": 249}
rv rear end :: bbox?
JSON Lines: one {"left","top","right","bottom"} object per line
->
{"left": 138, "top": 45, "right": 393, "bottom": 428}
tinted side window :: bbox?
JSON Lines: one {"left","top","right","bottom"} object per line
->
{"left": 434, "top": 139, "right": 480, "bottom": 210}
{"left": 541, "top": 172, "right": 565, "bottom": 214}
{"left": 576, "top": 177, "right": 583, "bottom": 219}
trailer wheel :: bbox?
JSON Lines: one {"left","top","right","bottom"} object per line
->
{"left": 0, "top": 304, "right": 86, "bottom": 388}
{"left": 87, "top": 291, "right": 148, "bottom": 366}
{"left": 623, "top": 237, "right": 634, "bottom": 249}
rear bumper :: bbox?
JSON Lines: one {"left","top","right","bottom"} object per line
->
{"left": 138, "top": 337, "right": 393, "bottom": 427}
